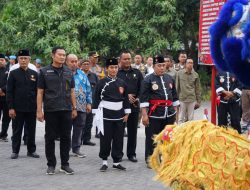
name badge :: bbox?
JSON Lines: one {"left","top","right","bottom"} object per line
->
{"left": 30, "top": 75, "right": 36, "bottom": 81}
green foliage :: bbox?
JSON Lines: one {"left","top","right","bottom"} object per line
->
{"left": 197, "top": 67, "right": 211, "bottom": 101}
{"left": 176, "top": 0, "right": 200, "bottom": 59}
{"left": 0, "top": 0, "right": 185, "bottom": 60}
{"left": 0, "top": 0, "right": 201, "bottom": 64}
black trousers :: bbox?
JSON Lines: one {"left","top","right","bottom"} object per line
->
{"left": 12, "top": 111, "right": 36, "bottom": 154}
{"left": 0, "top": 100, "right": 11, "bottom": 138}
{"left": 72, "top": 112, "right": 86, "bottom": 152}
{"left": 44, "top": 111, "right": 72, "bottom": 167}
{"left": 145, "top": 115, "right": 175, "bottom": 162}
{"left": 82, "top": 112, "right": 93, "bottom": 143}
{"left": 22, "top": 123, "right": 28, "bottom": 143}
{"left": 126, "top": 111, "right": 139, "bottom": 158}
{"left": 99, "top": 120, "right": 124, "bottom": 163}
{"left": 217, "top": 102, "right": 241, "bottom": 134}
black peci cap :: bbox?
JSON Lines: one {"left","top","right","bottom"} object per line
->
{"left": 105, "top": 58, "right": 118, "bottom": 67}
{"left": 153, "top": 55, "right": 165, "bottom": 65}
{"left": 0, "top": 53, "right": 5, "bottom": 59}
{"left": 17, "top": 49, "right": 30, "bottom": 57}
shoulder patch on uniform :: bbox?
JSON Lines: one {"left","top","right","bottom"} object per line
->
{"left": 152, "top": 84, "right": 159, "bottom": 90}
{"left": 219, "top": 76, "right": 224, "bottom": 83}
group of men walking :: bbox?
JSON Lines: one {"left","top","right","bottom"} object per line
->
{"left": 1, "top": 46, "right": 245, "bottom": 175}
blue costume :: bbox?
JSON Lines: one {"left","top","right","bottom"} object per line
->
{"left": 209, "top": 0, "right": 250, "bottom": 86}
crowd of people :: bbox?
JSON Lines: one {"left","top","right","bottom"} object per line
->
{"left": 0, "top": 46, "right": 248, "bottom": 175}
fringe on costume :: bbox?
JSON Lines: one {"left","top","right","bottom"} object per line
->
{"left": 150, "top": 120, "right": 250, "bottom": 190}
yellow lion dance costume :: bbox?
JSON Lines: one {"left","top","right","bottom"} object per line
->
{"left": 150, "top": 120, "right": 250, "bottom": 190}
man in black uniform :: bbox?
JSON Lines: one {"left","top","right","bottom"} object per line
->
{"left": 92, "top": 58, "right": 131, "bottom": 172}
{"left": 0, "top": 53, "right": 11, "bottom": 142}
{"left": 117, "top": 51, "right": 143, "bottom": 162}
{"left": 37, "top": 46, "right": 77, "bottom": 175}
{"left": 140, "top": 55, "right": 179, "bottom": 168}
{"left": 81, "top": 59, "right": 99, "bottom": 145}
{"left": 215, "top": 71, "right": 242, "bottom": 134}
{"left": 7, "top": 49, "right": 39, "bottom": 159}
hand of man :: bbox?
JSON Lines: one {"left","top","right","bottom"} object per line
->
{"left": 128, "top": 94, "right": 136, "bottom": 104}
{"left": 228, "top": 91, "right": 235, "bottom": 98}
{"left": 37, "top": 110, "right": 44, "bottom": 122}
{"left": 0, "top": 88, "right": 5, "bottom": 96}
{"left": 72, "top": 110, "right": 77, "bottom": 119}
{"left": 194, "top": 103, "right": 200, "bottom": 110}
{"left": 223, "top": 91, "right": 234, "bottom": 99}
{"left": 86, "top": 104, "right": 92, "bottom": 113}
{"left": 123, "top": 114, "right": 129, "bottom": 122}
{"left": 9, "top": 109, "right": 16, "bottom": 119}
{"left": 142, "top": 115, "right": 149, "bottom": 127}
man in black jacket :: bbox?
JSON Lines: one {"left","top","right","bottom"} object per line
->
{"left": 117, "top": 51, "right": 143, "bottom": 162}
{"left": 92, "top": 58, "right": 131, "bottom": 172}
{"left": 7, "top": 49, "right": 39, "bottom": 159}
{"left": 140, "top": 55, "right": 180, "bottom": 168}
{"left": 0, "top": 53, "right": 11, "bottom": 142}
{"left": 37, "top": 46, "right": 77, "bottom": 175}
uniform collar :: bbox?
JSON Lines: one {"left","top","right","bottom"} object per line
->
{"left": 107, "top": 75, "right": 117, "bottom": 81}
{"left": 84, "top": 70, "right": 91, "bottom": 75}
{"left": 184, "top": 68, "right": 193, "bottom": 74}
{"left": 152, "top": 72, "right": 164, "bottom": 77}
{"left": 119, "top": 66, "right": 133, "bottom": 72}
{"left": 50, "top": 63, "right": 64, "bottom": 69}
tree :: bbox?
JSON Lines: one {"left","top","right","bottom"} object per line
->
{"left": 176, "top": 0, "right": 200, "bottom": 58}
{"left": 0, "top": 0, "right": 183, "bottom": 60}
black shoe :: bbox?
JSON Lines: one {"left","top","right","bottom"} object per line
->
{"left": 60, "top": 166, "right": 74, "bottom": 175}
{"left": 0, "top": 136, "right": 8, "bottom": 142}
{"left": 113, "top": 164, "right": 126, "bottom": 171}
{"left": 11, "top": 153, "right": 18, "bottom": 159}
{"left": 146, "top": 163, "right": 152, "bottom": 169}
{"left": 82, "top": 141, "right": 96, "bottom": 146}
{"left": 27, "top": 152, "right": 40, "bottom": 158}
{"left": 100, "top": 164, "right": 108, "bottom": 172}
{"left": 128, "top": 156, "right": 138, "bottom": 162}
{"left": 95, "top": 134, "right": 100, "bottom": 138}
{"left": 46, "top": 166, "right": 55, "bottom": 175}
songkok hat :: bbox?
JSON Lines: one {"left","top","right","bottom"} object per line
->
{"left": 105, "top": 58, "right": 118, "bottom": 67}
{"left": 17, "top": 49, "right": 30, "bottom": 57}
{"left": 0, "top": 53, "right": 5, "bottom": 59}
{"left": 153, "top": 55, "right": 165, "bottom": 65}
